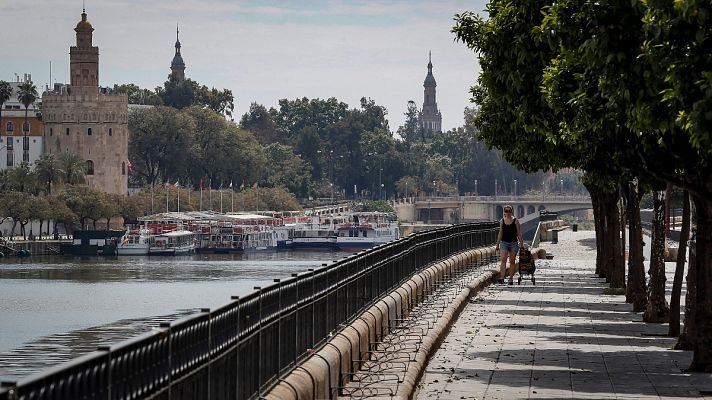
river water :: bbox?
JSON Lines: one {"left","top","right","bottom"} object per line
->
{"left": 0, "top": 251, "right": 351, "bottom": 382}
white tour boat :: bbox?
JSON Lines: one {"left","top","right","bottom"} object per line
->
{"left": 117, "top": 229, "right": 152, "bottom": 256}
{"left": 149, "top": 230, "right": 197, "bottom": 255}
{"left": 336, "top": 212, "right": 401, "bottom": 251}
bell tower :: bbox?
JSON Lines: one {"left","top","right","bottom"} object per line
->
{"left": 171, "top": 25, "right": 186, "bottom": 81}
{"left": 420, "top": 51, "right": 442, "bottom": 133}
{"left": 70, "top": 7, "right": 99, "bottom": 88}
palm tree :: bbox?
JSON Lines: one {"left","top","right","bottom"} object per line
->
{"left": 57, "top": 152, "right": 86, "bottom": 185}
{"left": 16, "top": 81, "right": 38, "bottom": 138}
{"left": 35, "top": 154, "right": 61, "bottom": 194}
{"left": 0, "top": 81, "right": 12, "bottom": 139}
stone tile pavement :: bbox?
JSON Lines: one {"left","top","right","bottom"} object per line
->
{"left": 415, "top": 230, "right": 712, "bottom": 400}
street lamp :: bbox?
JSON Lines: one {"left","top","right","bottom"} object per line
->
{"left": 542, "top": 181, "right": 545, "bottom": 201}
{"left": 514, "top": 179, "right": 517, "bottom": 198}
{"left": 432, "top": 180, "right": 436, "bottom": 197}
{"left": 495, "top": 179, "right": 498, "bottom": 199}
{"left": 379, "top": 168, "right": 383, "bottom": 200}
{"left": 560, "top": 179, "right": 564, "bottom": 196}
{"left": 474, "top": 179, "right": 478, "bottom": 196}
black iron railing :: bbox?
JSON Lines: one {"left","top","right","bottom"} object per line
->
{"left": 0, "top": 222, "right": 497, "bottom": 400}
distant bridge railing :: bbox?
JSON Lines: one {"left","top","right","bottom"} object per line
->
{"left": 399, "top": 194, "right": 592, "bottom": 204}
{"left": 0, "top": 222, "right": 498, "bottom": 400}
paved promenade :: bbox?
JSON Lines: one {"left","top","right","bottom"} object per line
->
{"left": 416, "top": 230, "right": 712, "bottom": 399}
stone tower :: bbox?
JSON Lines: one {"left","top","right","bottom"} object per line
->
{"left": 171, "top": 25, "right": 186, "bottom": 81}
{"left": 41, "top": 8, "right": 129, "bottom": 195}
{"left": 420, "top": 52, "right": 442, "bottom": 133}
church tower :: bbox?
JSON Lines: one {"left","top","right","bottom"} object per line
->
{"left": 170, "top": 25, "right": 186, "bottom": 81}
{"left": 420, "top": 52, "right": 442, "bottom": 133}
{"left": 71, "top": 9, "right": 99, "bottom": 87}
{"left": 41, "top": 8, "right": 129, "bottom": 196}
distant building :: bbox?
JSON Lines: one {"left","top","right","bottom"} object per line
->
{"left": 0, "top": 75, "right": 44, "bottom": 170}
{"left": 170, "top": 25, "right": 186, "bottom": 82}
{"left": 419, "top": 52, "right": 442, "bottom": 134}
{"left": 41, "top": 8, "right": 129, "bottom": 195}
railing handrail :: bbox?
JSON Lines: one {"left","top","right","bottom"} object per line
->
{"left": 0, "top": 222, "right": 498, "bottom": 400}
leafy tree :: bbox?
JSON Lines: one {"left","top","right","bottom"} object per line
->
{"left": 397, "top": 100, "right": 421, "bottom": 145}
{"left": 16, "top": 81, "right": 37, "bottom": 136}
{"left": 240, "top": 102, "right": 282, "bottom": 145}
{"left": 113, "top": 83, "right": 162, "bottom": 105}
{"left": 395, "top": 176, "right": 419, "bottom": 198}
{"left": 46, "top": 195, "right": 77, "bottom": 237}
{"left": 128, "top": 106, "right": 195, "bottom": 186}
{"left": 183, "top": 106, "right": 265, "bottom": 189}
{"left": 351, "top": 200, "right": 394, "bottom": 213}
{"left": 456, "top": 0, "right": 712, "bottom": 371}
{"left": 0, "top": 191, "right": 28, "bottom": 237}
{"left": 58, "top": 185, "right": 106, "bottom": 229}
{"left": 237, "top": 187, "right": 301, "bottom": 211}
{"left": 158, "top": 78, "right": 234, "bottom": 118}
{"left": 263, "top": 143, "right": 312, "bottom": 196}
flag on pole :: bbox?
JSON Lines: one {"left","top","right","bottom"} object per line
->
{"left": 252, "top": 182, "right": 257, "bottom": 189}
{"left": 229, "top": 181, "right": 233, "bottom": 188}
{"left": 219, "top": 182, "right": 223, "bottom": 189}
{"left": 240, "top": 182, "right": 245, "bottom": 190}
{"left": 199, "top": 179, "right": 203, "bottom": 189}
{"left": 175, "top": 180, "right": 180, "bottom": 188}
{"left": 127, "top": 159, "right": 133, "bottom": 171}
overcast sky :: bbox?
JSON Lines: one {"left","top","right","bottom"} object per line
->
{"left": 2, "top": 0, "right": 487, "bottom": 131}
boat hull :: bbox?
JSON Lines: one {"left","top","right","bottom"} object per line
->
{"left": 196, "top": 246, "right": 243, "bottom": 254}
{"left": 117, "top": 245, "right": 149, "bottom": 256}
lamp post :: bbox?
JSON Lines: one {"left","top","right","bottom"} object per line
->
{"left": 474, "top": 179, "right": 478, "bottom": 196}
{"left": 379, "top": 168, "right": 383, "bottom": 200}
{"left": 405, "top": 181, "right": 408, "bottom": 201}
{"left": 329, "top": 150, "right": 334, "bottom": 203}
{"left": 542, "top": 181, "right": 545, "bottom": 201}
{"left": 514, "top": 179, "right": 517, "bottom": 198}
{"left": 560, "top": 179, "right": 564, "bottom": 196}
{"left": 432, "top": 180, "right": 436, "bottom": 197}
{"left": 495, "top": 179, "right": 498, "bottom": 199}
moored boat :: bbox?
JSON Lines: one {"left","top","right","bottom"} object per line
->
{"left": 291, "top": 215, "right": 346, "bottom": 250}
{"left": 336, "top": 212, "right": 400, "bottom": 251}
{"left": 149, "top": 230, "right": 197, "bottom": 255}
{"left": 117, "top": 229, "right": 151, "bottom": 256}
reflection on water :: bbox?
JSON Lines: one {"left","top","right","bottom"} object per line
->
{"left": 0, "top": 251, "right": 351, "bottom": 382}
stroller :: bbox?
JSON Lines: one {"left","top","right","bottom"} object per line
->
{"left": 517, "top": 246, "right": 536, "bottom": 284}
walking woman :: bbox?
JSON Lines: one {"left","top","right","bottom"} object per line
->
{"left": 496, "top": 205, "right": 524, "bottom": 285}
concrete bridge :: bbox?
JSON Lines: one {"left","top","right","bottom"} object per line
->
{"left": 392, "top": 194, "right": 592, "bottom": 238}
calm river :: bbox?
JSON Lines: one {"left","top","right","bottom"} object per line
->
{"left": 0, "top": 250, "right": 351, "bottom": 382}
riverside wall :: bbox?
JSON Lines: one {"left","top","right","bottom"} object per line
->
{"left": 264, "top": 246, "right": 497, "bottom": 399}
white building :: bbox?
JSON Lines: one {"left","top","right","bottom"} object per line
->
{"left": 0, "top": 74, "right": 44, "bottom": 170}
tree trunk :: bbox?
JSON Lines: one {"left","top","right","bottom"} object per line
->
{"left": 620, "top": 187, "right": 627, "bottom": 279}
{"left": 587, "top": 184, "right": 605, "bottom": 277}
{"left": 644, "top": 190, "right": 670, "bottom": 322}
{"left": 608, "top": 189, "right": 625, "bottom": 288}
{"left": 626, "top": 181, "right": 647, "bottom": 311}
{"left": 669, "top": 189, "right": 690, "bottom": 337}
{"left": 10, "top": 220, "right": 17, "bottom": 238}
{"left": 678, "top": 239, "right": 696, "bottom": 350}
{"left": 688, "top": 194, "right": 712, "bottom": 372}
